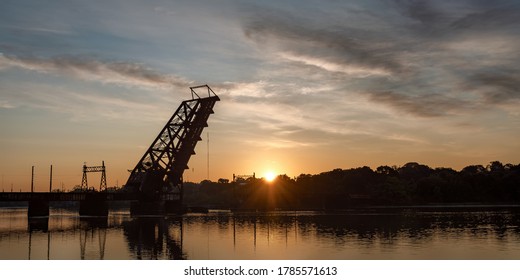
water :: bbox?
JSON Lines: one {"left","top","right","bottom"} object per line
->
{"left": 1, "top": 208, "right": 520, "bottom": 259}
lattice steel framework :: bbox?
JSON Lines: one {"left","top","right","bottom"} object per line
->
{"left": 125, "top": 85, "right": 220, "bottom": 199}
{"left": 81, "top": 161, "right": 107, "bottom": 191}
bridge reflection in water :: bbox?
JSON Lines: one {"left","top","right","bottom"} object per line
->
{"left": 122, "top": 217, "right": 184, "bottom": 260}
{"left": 3, "top": 209, "right": 520, "bottom": 259}
{"left": 1, "top": 209, "right": 185, "bottom": 260}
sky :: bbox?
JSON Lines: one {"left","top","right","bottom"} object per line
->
{"left": 1, "top": 0, "right": 519, "bottom": 191}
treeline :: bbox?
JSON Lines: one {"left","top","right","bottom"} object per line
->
{"left": 183, "top": 161, "right": 520, "bottom": 210}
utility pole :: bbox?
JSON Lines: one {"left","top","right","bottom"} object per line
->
{"left": 49, "top": 165, "right": 53, "bottom": 192}
{"left": 31, "top": 166, "right": 34, "bottom": 192}
{"left": 207, "top": 132, "right": 210, "bottom": 180}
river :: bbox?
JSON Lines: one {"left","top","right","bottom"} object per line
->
{"left": 1, "top": 207, "right": 520, "bottom": 259}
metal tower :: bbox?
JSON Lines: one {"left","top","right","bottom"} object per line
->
{"left": 125, "top": 85, "right": 220, "bottom": 200}
{"left": 81, "top": 161, "right": 107, "bottom": 191}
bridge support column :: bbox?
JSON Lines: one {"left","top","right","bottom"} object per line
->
{"left": 130, "top": 201, "right": 165, "bottom": 216}
{"left": 130, "top": 200, "right": 184, "bottom": 215}
{"left": 28, "top": 200, "right": 49, "bottom": 217}
{"left": 28, "top": 217, "right": 49, "bottom": 232}
{"left": 79, "top": 200, "right": 108, "bottom": 216}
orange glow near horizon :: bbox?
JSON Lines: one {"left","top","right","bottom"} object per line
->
{"left": 264, "top": 171, "right": 276, "bottom": 182}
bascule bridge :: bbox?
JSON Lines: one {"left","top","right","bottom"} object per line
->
{"left": 0, "top": 85, "right": 220, "bottom": 216}
{"left": 125, "top": 85, "right": 220, "bottom": 214}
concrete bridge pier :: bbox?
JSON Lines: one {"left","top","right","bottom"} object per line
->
{"left": 28, "top": 216, "right": 49, "bottom": 232}
{"left": 130, "top": 200, "right": 165, "bottom": 216}
{"left": 79, "top": 200, "right": 108, "bottom": 216}
{"left": 130, "top": 199, "right": 184, "bottom": 216}
{"left": 28, "top": 200, "right": 50, "bottom": 217}
{"left": 79, "top": 194, "right": 108, "bottom": 216}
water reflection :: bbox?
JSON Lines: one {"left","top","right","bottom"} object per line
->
{"left": 0, "top": 209, "right": 186, "bottom": 260}
{"left": 78, "top": 218, "right": 107, "bottom": 260}
{"left": 180, "top": 210, "right": 520, "bottom": 259}
{"left": 28, "top": 217, "right": 49, "bottom": 232}
{"left": 27, "top": 217, "right": 50, "bottom": 260}
{"left": 1, "top": 209, "right": 520, "bottom": 259}
{"left": 122, "top": 217, "right": 184, "bottom": 260}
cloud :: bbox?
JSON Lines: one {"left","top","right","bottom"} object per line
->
{"left": 213, "top": 79, "right": 408, "bottom": 151}
{"left": 366, "top": 91, "right": 470, "bottom": 117}
{"left": 241, "top": 6, "right": 406, "bottom": 76}
{"left": 450, "top": 5, "right": 520, "bottom": 32}
{"left": 393, "top": 1, "right": 520, "bottom": 31}
{"left": 0, "top": 53, "right": 192, "bottom": 122}
{"left": 468, "top": 72, "right": 520, "bottom": 104}
{"left": 0, "top": 100, "right": 15, "bottom": 109}
{"left": 0, "top": 53, "right": 191, "bottom": 90}
{"left": 394, "top": 0, "right": 445, "bottom": 26}
{"left": 3, "top": 82, "right": 167, "bottom": 123}
{"left": 239, "top": 2, "right": 520, "bottom": 122}
{"left": 278, "top": 52, "right": 392, "bottom": 77}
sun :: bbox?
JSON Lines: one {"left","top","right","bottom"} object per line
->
{"left": 264, "top": 171, "right": 276, "bottom": 182}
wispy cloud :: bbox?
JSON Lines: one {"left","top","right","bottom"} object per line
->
{"left": 238, "top": 1, "right": 520, "bottom": 121}
{"left": 4, "top": 25, "right": 73, "bottom": 35}
{"left": 366, "top": 91, "right": 470, "bottom": 117}
{"left": 468, "top": 71, "right": 520, "bottom": 104}
{"left": 3, "top": 82, "right": 166, "bottom": 122}
{"left": 450, "top": 5, "right": 520, "bottom": 32}
{"left": 242, "top": 7, "right": 406, "bottom": 76}
{"left": 278, "top": 52, "right": 391, "bottom": 77}
{"left": 0, "top": 100, "right": 15, "bottom": 109}
{"left": 0, "top": 53, "right": 191, "bottom": 90}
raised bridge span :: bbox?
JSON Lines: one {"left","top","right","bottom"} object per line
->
{"left": 0, "top": 85, "right": 220, "bottom": 216}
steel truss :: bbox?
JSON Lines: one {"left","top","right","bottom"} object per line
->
{"left": 81, "top": 161, "right": 107, "bottom": 191}
{"left": 125, "top": 85, "right": 220, "bottom": 200}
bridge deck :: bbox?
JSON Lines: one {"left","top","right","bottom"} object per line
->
{"left": 0, "top": 192, "right": 140, "bottom": 202}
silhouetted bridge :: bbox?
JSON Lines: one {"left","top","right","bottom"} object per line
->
{"left": 0, "top": 192, "right": 140, "bottom": 215}
{"left": 0, "top": 192, "right": 138, "bottom": 202}
{"left": 0, "top": 85, "right": 219, "bottom": 217}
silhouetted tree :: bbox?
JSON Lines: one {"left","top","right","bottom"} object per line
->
{"left": 399, "top": 162, "right": 432, "bottom": 181}
{"left": 376, "top": 165, "right": 399, "bottom": 177}
{"left": 461, "top": 165, "right": 486, "bottom": 175}
{"left": 218, "top": 178, "right": 229, "bottom": 184}
{"left": 487, "top": 161, "right": 505, "bottom": 173}
{"left": 182, "top": 161, "right": 520, "bottom": 209}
